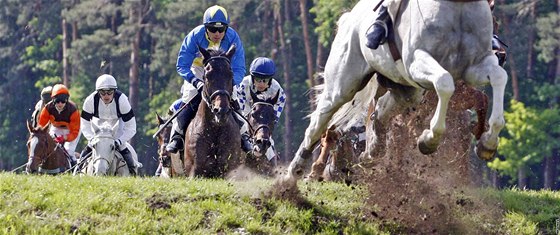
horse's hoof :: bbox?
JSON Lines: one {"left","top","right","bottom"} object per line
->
{"left": 418, "top": 140, "right": 437, "bottom": 155}
{"left": 475, "top": 142, "right": 496, "bottom": 161}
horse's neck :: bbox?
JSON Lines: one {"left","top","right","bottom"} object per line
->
{"left": 41, "top": 149, "right": 68, "bottom": 169}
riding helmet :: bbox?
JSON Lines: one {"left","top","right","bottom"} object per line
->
{"left": 203, "top": 5, "right": 229, "bottom": 27}
{"left": 96, "top": 74, "right": 118, "bottom": 90}
{"left": 51, "top": 84, "right": 69, "bottom": 98}
{"left": 249, "top": 57, "right": 276, "bottom": 77}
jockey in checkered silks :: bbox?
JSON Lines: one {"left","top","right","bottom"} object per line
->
{"left": 232, "top": 57, "right": 286, "bottom": 160}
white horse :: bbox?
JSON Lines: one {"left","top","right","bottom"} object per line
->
{"left": 79, "top": 120, "right": 140, "bottom": 176}
{"left": 287, "top": 0, "right": 507, "bottom": 179}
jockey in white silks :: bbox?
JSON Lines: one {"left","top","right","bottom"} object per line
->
{"left": 233, "top": 57, "right": 286, "bottom": 161}
{"left": 79, "top": 74, "right": 140, "bottom": 175}
{"left": 365, "top": 0, "right": 507, "bottom": 66}
{"left": 166, "top": 5, "right": 247, "bottom": 154}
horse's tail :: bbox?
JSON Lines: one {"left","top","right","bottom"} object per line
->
{"left": 307, "top": 73, "right": 377, "bottom": 133}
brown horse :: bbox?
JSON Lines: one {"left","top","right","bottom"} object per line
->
{"left": 183, "top": 46, "right": 243, "bottom": 178}
{"left": 307, "top": 125, "right": 365, "bottom": 182}
{"left": 155, "top": 113, "right": 187, "bottom": 177}
{"left": 26, "top": 121, "right": 71, "bottom": 174}
{"left": 243, "top": 90, "right": 280, "bottom": 176}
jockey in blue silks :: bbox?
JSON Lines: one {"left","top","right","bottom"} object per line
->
{"left": 233, "top": 57, "right": 286, "bottom": 159}
{"left": 167, "top": 5, "right": 246, "bottom": 154}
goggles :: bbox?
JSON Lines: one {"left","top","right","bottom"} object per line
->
{"left": 206, "top": 26, "right": 227, "bottom": 33}
{"left": 98, "top": 89, "right": 115, "bottom": 96}
{"left": 252, "top": 75, "right": 272, "bottom": 84}
{"left": 54, "top": 97, "right": 67, "bottom": 104}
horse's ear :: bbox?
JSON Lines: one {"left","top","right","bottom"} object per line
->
{"left": 198, "top": 46, "right": 211, "bottom": 62}
{"left": 27, "top": 120, "right": 33, "bottom": 132}
{"left": 111, "top": 121, "right": 119, "bottom": 136}
{"left": 225, "top": 44, "right": 236, "bottom": 60}
{"left": 250, "top": 90, "right": 262, "bottom": 103}
{"left": 91, "top": 121, "right": 100, "bottom": 134}
{"left": 156, "top": 112, "right": 165, "bottom": 125}
{"left": 269, "top": 90, "right": 281, "bottom": 105}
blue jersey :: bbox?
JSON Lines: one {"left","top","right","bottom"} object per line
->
{"left": 176, "top": 25, "right": 246, "bottom": 86}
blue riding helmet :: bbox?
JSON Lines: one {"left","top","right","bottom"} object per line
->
{"left": 203, "top": 5, "right": 229, "bottom": 27}
{"left": 250, "top": 57, "right": 276, "bottom": 77}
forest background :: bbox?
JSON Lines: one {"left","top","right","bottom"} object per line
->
{"left": 0, "top": 0, "right": 559, "bottom": 190}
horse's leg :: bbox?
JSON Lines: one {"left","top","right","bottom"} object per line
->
{"left": 367, "top": 78, "right": 423, "bottom": 159}
{"left": 307, "top": 133, "right": 331, "bottom": 180}
{"left": 408, "top": 49, "right": 456, "bottom": 154}
{"left": 464, "top": 55, "right": 507, "bottom": 160}
{"left": 288, "top": 70, "right": 374, "bottom": 179}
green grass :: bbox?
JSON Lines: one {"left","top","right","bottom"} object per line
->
{"left": 0, "top": 173, "right": 383, "bottom": 234}
{"left": 0, "top": 172, "right": 559, "bottom": 234}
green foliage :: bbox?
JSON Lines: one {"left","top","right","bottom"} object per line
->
{"left": 535, "top": 12, "right": 560, "bottom": 63}
{"left": 491, "top": 100, "right": 560, "bottom": 180}
{"left": 310, "top": 0, "right": 357, "bottom": 48}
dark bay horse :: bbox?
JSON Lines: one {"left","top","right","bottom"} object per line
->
{"left": 183, "top": 46, "right": 243, "bottom": 178}
{"left": 26, "top": 121, "right": 70, "bottom": 174}
{"left": 243, "top": 90, "right": 280, "bottom": 176}
{"left": 155, "top": 113, "right": 187, "bottom": 177}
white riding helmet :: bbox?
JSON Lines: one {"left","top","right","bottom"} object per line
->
{"left": 95, "top": 74, "right": 118, "bottom": 90}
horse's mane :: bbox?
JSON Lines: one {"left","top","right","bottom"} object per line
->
{"left": 307, "top": 73, "right": 374, "bottom": 133}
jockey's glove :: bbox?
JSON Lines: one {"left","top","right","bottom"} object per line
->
{"left": 192, "top": 78, "right": 204, "bottom": 93}
{"left": 54, "top": 135, "right": 65, "bottom": 144}
{"left": 231, "top": 99, "right": 240, "bottom": 111}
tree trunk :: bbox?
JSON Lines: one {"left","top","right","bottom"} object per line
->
{"left": 525, "top": 1, "right": 535, "bottom": 79}
{"left": 62, "top": 18, "right": 69, "bottom": 86}
{"left": 518, "top": 166, "right": 527, "bottom": 189}
{"left": 275, "top": 0, "right": 293, "bottom": 162}
{"left": 298, "top": 0, "right": 315, "bottom": 109}
{"left": 498, "top": 0, "right": 519, "bottom": 101}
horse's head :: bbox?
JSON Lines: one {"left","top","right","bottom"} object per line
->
{"left": 26, "top": 121, "right": 57, "bottom": 174}
{"left": 247, "top": 90, "right": 280, "bottom": 157}
{"left": 89, "top": 120, "right": 119, "bottom": 176}
{"left": 199, "top": 45, "right": 236, "bottom": 124}
{"left": 155, "top": 113, "right": 172, "bottom": 166}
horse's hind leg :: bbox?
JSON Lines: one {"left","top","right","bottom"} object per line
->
{"left": 408, "top": 49, "right": 455, "bottom": 154}
{"left": 464, "top": 55, "right": 507, "bottom": 161}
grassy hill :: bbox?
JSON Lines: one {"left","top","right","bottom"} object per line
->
{"left": 0, "top": 173, "right": 558, "bottom": 234}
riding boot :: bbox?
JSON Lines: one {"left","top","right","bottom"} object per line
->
{"left": 492, "top": 34, "right": 507, "bottom": 67}
{"left": 166, "top": 95, "right": 200, "bottom": 154}
{"left": 119, "top": 147, "right": 136, "bottom": 176}
{"left": 366, "top": 5, "right": 391, "bottom": 49}
{"left": 166, "top": 125, "right": 185, "bottom": 154}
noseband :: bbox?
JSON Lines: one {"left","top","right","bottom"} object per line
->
{"left": 248, "top": 102, "right": 275, "bottom": 138}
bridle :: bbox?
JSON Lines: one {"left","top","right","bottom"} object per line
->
{"left": 90, "top": 132, "right": 118, "bottom": 172}
{"left": 27, "top": 133, "right": 66, "bottom": 173}
{"left": 248, "top": 102, "right": 275, "bottom": 138}
{"left": 200, "top": 55, "right": 233, "bottom": 114}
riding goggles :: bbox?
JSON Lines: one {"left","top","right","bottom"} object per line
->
{"left": 54, "top": 98, "right": 67, "bottom": 104}
{"left": 252, "top": 75, "right": 272, "bottom": 83}
{"left": 98, "top": 89, "right": 115, "bottom": 96}
{"left": 206, "top": 25, "right": 227, "bottom": 33}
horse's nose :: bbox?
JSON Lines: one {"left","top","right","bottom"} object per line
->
{"left": 255, "top": 138, "right": 271, "bottom": 149}
{"left": 213, "top": 107, "right": 230, "bottom": 116}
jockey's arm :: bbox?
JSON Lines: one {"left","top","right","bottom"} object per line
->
{"left": 65, "top": 109, "right": 81, "bottom": 142}
{"left": 37, "top": 107, "right": 51, "bottom": 128}
{"left": 176, "top": 29, "right": 199, "bottom": 83}
{"left": 80, "top": 95, "right": 95, "bottom": 142}
{"left": 117, "top": 94, "right": 136, "bottom": 144}
{"left": 272, "top": 81, "right": 287, "bottom": 122}
{"left": 229, "top": 32, "right": 246, "bottom": 86}
{"left": 235, "top": 77, "right": 252, "bottom": 117}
